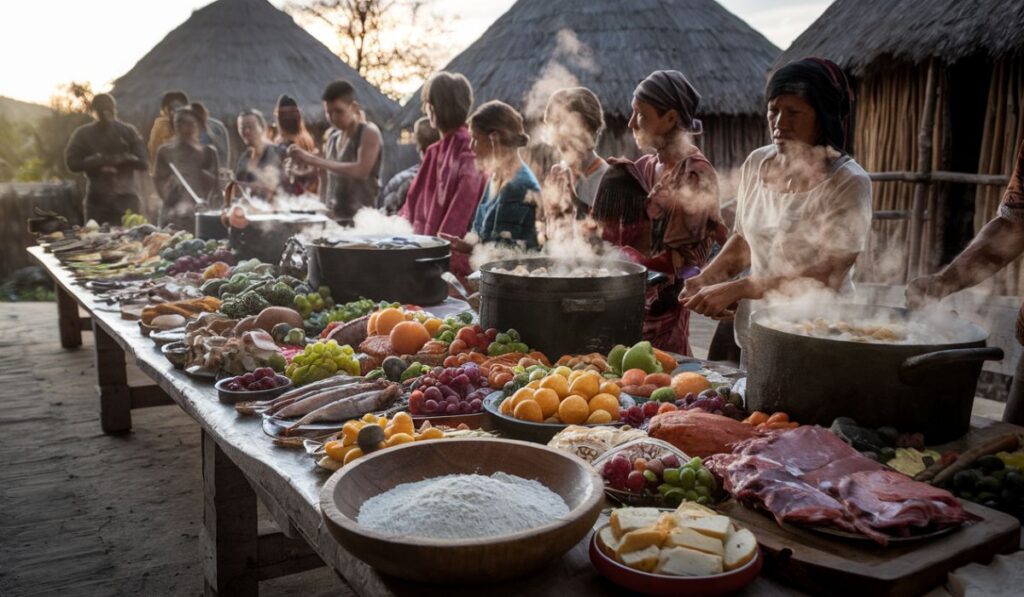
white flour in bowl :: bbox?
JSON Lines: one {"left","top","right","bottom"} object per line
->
{"left": 356, "top": 472, "right": 570, "bottom": 539}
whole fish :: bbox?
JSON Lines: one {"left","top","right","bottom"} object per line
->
{"left": 284, "top": 385, "right": 401, "bottom": 434}
{"left": 234, "top": 375, "right": 365, "bottom": 415}
{"left": 269, "top": 380, "right": 391, "bottom": 419}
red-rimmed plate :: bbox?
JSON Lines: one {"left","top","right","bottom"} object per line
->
{"left": 589, "top": 524, "right": 762, "bottom": 597}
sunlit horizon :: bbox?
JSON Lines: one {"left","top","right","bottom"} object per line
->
{"left": 2, "top": 0, "right": 830, "bottom": 108}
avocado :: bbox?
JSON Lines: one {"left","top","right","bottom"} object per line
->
{"left": 977, "top": 455, "right": 1005, "bottom": 473}
{"left": 953, "top": 469, "right": 982, "bottom": 491}
{"left": 622, "top": 341, "right": 659, "bottom": 374}
{"left": 607, "top": 344, "right": 628, "bottom": 374}
{"left": 651, "top": 387, "right": 677, "bottom": 403}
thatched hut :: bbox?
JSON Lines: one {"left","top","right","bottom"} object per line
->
{"left": 391, "top": 0, "right": 779, "bottom": 173}
{"left": 110, "top": 0, "right": 399, "bottom": 167}
{"left": 777, "top": 0, "right": 1024, "bottom": 293}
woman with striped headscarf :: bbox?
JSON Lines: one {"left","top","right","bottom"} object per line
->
{"left": 591, "top": 70, "right": 726, "bottom": 356}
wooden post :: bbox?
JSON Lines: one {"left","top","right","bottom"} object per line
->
{"left": 55, "top": 284, "right": 83, "bottom": 348}
{"left": 906, "top": 60, "right": 939, "bottom": 282}
{"left": 93, "top": 323, "right": 132, "bottom": 433}
{"left": 202, "top": 431, "right": 260, "bottom": 597}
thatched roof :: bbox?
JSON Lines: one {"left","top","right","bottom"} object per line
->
{"left": 392, "top": 0, "right": 779, "bottom": 129}
{"left": 777, "top": 0, "right": 1024, "bottom": 76}
{"left": 110, "top": 0, "right": 398, "bottom": 126}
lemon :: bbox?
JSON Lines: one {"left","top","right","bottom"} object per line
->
{"left": 514, "top": 399, "right": 544, "bottom": 423}
{"left": 540, "top": 374, "right": 570, "bottom": 398}
{"left": 558, "top": 395, "right": 590, "bottom": 425}
{"left": 533, "top": 388, "right": 560, "bottom": 418}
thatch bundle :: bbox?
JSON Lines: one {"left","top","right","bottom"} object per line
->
{"left": 390, "top": 0, "right": 779, "bottom": 171}
{"left": 110, "top": 0, "right": 398, "bottom": 131}
{"left": 779, "top": 0, "right": 1024, "bottom": 293}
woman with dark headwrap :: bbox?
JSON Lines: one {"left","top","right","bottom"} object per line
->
{"left": 591, "top": 70, "right": 725, "bottom": 356}
{"left": 275, "top": 94, "right": 319, "bottom": 195}
{"left": 681, "top": 57, "right": 873, "bottom": 360}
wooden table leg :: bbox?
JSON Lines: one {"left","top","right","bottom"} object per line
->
{"left": 55, "top": 283, "right": 83, "bottom": 348}
{"left": 202, "top": 431, "right": 260, "bottom": 597}
{"left": 93, "top": 323, "right": 132, "bottom": 433}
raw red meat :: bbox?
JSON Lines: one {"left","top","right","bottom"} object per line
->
{"left": 708, "top": 426, "right": 974, "bottom": 545}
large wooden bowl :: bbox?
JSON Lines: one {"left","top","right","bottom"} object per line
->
{"left": 319, "top": 437, "right": 604, "bottom": 584}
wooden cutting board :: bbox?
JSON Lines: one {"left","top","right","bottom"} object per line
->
{"left": 719, "top": 500, "right": 1019, "bottom": 597}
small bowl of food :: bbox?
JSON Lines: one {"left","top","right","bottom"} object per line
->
{"left": 215, "top": 368, "right": 293, "bottom": 404}
{"left": 161, "top": 341, "right": 190, "bottom": 369}
{"left": 590, "top": 504, "right": 762, "bottom": 596}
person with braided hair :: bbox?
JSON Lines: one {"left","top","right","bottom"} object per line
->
{"left": 681, "top": 57, "right": 873, "bottom": 360}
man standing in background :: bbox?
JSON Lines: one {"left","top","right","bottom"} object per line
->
{"left": 64, "top": 93, "right": 149, "bottom": 225}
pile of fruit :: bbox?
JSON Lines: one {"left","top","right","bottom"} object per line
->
{"left": 945, "top": 454, "right": 1024, "bottom": 516}
{"left": 323, "top": 412, "right": 446, "bottom": 466}
{"left": 162, "top": 238, "right": 235, "bottom": 275}
{"left": 429, "top": 312, "right": 476, "bottom": 344}
{"left": 204, "top": 267, "right": 304, "bottom": 320}
{"left": 606, "top": 341, "right": 677, "bottom": 378}
{"left": 221, "top": 368, "right": 289, "bottom": 392}
{"left": 485, "top": 329, "right": 530, "bottom": 356}
{"left": 742, "top": 411, "right": 799, "bottom": 430}
{"left": 601, "top": 453, "right": 719, "bottom": 506}
{"left": 293, "top": 287, "right": 335, "bottom": 319}
{"left": 408, "top": 364, "right": 491, "bottom": 416}
{"left": 285, "top": 340, "right": 360, "bottom": 386}
{"left": 499, "top": 368, "right": 623, "bottom": 425}
{"left": 620, "top": 400, "right": 680, "bottom": 427}
{"left": 448, "top": 325, "right": 497, "bottom": 355}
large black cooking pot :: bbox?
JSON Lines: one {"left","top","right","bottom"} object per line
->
{"left": 229, "top": 213, "right": 330, "bottom": 264}
{"left": 746, "top": 304, "right": 1004, "bottom": 442}
{"left": 306, "top": 235, "right": 450, "bottom": 305}
{"left": 195, "top": 210, "right": 227, "bottom": 240}
{"left": 478, "top": 257, "right": 646, "bottom": 359}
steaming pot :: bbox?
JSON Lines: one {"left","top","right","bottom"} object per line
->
{"left": 306, "top": 235, "right": 451, "bottom": 305}
{"left": 746, "top": 304, "right": 1003, "bottom": 442}
{"left": 478, "top": 257, "right": 646, "bottom": 358}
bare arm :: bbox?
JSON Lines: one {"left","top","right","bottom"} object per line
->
{"left": 695, "top": 234, "right": 751, "bottom": 285}
{"left": 294, "top": 125, "right": 381, "bottom": 180}
{"left": 908, "top": 215, "right": 1024, "bottom": 306}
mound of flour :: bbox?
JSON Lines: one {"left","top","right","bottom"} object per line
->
{"left": 357, "top": 472, "right": 570, "bottom": 539}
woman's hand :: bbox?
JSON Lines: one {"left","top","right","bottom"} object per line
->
{"left": 439, "top": 233, "right": 474, "bottom": 254}
{"left": 679, "top": 273, "right": 708, "bottom": 302}
{"left": 681, "top": 279, "right": 749, "bottom": 319}
{"left": 906, "top": 274, "right": 954, "bottom": 309}
{"left": 286, "top": 145, "right": 313, "bottom": 164}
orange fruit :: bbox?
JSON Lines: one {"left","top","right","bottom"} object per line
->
{"left": 568, "top": 375, "right": 600, "bottom": 399}
{"left": 510, "top": 387, "right": 536, "bottom": 410}
{"left": 367, "top": 311, "right": 380, "bottom": 335}
{"left": 671, "top": 372, "right": 711, "bottom": 397}
{"left": 557, "top": 395, "right": 590, "bottom": 425}
{"left": 599, "top": 381, "right": 621, "bottom": 398}
{"left": 513, "top": 399, "right": 543, "bottom": 422}
{"left": 375, "top": 308, "right": 407, "bottom": 336}
{"left": 499, "top": 397, "right": 514, "bottom": 415}
{"left": 390, "top": 321, "right": 431, "bottom": 355}
{"left": 540, "top": 374, "right": 569, "bottom": 398}
{"left": 423, "top": 318, "right": 443, "bottom": 336}
{"left": 533, "top": 388, "right": 560, "bottom": 418}
{"left": 526, "top": 380, "right": 542, "bottom": 390}
{"left": 588, "top": 393, "right": 621, "bottom": 418}
{"left": 586, "top": 409, "right": 613, "bottom": 424}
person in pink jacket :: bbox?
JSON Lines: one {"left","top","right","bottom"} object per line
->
{"left": 400, "top": 72, "right": 487, "bottom": 276}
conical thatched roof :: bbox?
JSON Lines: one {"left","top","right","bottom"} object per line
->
{"left": 111, "top": 0, "right": 398, "bottom": 126}
{"left": 776, "top": 0, "right": 1024, "bottom": 75}
{"left": 392, "top": 0, "right": 779, "bottom": 129}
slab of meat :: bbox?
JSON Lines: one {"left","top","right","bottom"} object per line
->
{"left": 708, "top": 426, "right": 974, "bottom": 545}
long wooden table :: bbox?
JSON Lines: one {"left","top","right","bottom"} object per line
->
{"left": 27, "top": 245, "right": 1021, "bottom": 596}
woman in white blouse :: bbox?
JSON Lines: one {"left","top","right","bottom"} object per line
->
{"left": 681, "top": 57, "right": 873, "bottom": 354}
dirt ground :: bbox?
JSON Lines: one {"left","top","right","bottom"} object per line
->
{"left": 0, "top": 302, "right": 346, "bottom": 596}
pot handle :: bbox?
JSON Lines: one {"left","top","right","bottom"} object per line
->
{"left": 415, "top": 255, "right": 450, "bottom": 265}
{"left": 562, "top": 297, "right": 606, "bottom": 313}
{"left": 647, "top": 271, "right": 669, "bottom": 287}
{"left": 899, "top": 347, "right": 1004, "bottom": 385}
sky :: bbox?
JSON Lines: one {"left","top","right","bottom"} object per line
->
{"left": 0, "top": 0, "right": 833, "bottom": 106}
